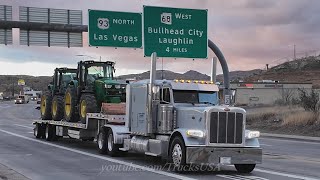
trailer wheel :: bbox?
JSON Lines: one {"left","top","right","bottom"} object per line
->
{"left": 64, "top": 86, "right": 78, "bottom": 122}
{"left": 234, "top": 164, "right": 256, "bottom": 173}
{"left": 97, "top": 130, "right": 108, "bottom": 154}
{"left": 106, "top": 129, "right": 120, "bottom": 157}
{"left": 40, "top": 92, "right": 52, "bottom": 120}
{"left": 45, "top": 124, "right": 56, "bottom": 141}
{"left": 52, "top": 95, "right": 64, "bottom": 121}
{"left": 34, "top": 124, "right": 44, "bottom": 139}
{"left": 79, "top": 94, "right": 98, "bottom": 124}
{"left": 169, "top": 136, "right": 187, "bottom": 171}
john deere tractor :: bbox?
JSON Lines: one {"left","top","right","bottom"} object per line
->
{"left": 41, "top": 68, "right": 77, "bottom": 120}
{"left": 64, "top": 61, "right": 126, "bottom": 123}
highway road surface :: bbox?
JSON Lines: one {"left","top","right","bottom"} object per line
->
{"left": 0, "top": 101, "right": 319, "bottom": 180}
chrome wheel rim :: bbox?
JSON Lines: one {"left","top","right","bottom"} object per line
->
{"left": 34, "top": 125, "right": 38, "bottom": 136}
{"left": 45, "top": 126, "right": 49, "bottom": 139}
{"left": 107, "top": 133, "right": 113, "bottom": 152}
{"left": 172, "top": 144, "right": 182, "bottom": 166}
{"left": 98, "top": 133, "right": 104, "bottom": 149}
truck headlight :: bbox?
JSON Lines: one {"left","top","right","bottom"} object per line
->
{"left": 245, "top": 130, "right": 260, "bottom": 139}
{"left": 186, "top": 130, "right": 205, "bottom": 138}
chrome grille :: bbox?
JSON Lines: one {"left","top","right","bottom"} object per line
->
{"left": 209, "top": 112, "right": 243, "bottom": 144}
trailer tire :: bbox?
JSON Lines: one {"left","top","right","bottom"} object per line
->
{"left": 45, "top": 124, "right": 56, "bottom": 141}
{"left": 40, "top": 92, "right": 53, "bottom": 120}
{"left": 235, "top": 164, "right": 256, "bottom": 173}
{"left": 169, "top": 136, "right": 187, "bottom": 171}
{"left": 97, "top": 129, "right": 108, "bottom": 154}
{"left": 64, "top": 86, "right": 79, "bottom": 122}
{"left": 52, "top": 95, "right": 64, "bottom": 121}
{"left": 106, "top": 129, "right": 121, "bottom": 157}
{"left": 34, "top": 124, "right": 44, "bottom": 139}
{"left": 79, "top": 94, "right": 98, "bottom": 124}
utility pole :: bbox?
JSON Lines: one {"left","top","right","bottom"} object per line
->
{"left": 293, "top": 44, "right": 296, "bottom": 60}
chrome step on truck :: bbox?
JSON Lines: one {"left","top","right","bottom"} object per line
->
{"left": 33, "top": 54, "right": 262, "bottom": 173}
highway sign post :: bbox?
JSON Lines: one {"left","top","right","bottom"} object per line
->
{"left": 88, "top": 10, "right": 142, "bottom": 48}
{"left": 143, "top": 6, "right": 208, "bottom": 58}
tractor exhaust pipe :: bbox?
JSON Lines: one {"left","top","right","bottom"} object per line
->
{"left": 148, "top": 52, "right": 157, "bottom": 134}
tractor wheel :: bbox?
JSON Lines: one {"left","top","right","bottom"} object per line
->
{"left": 40, "top": 92, "right": 53, "bottom": 120}
{"left": 64, "top": 86, "right": 79, "bottom": 122}
{"left": 52, "top": 95, "right": 64, "bottom": 121}
{"left": 79, "top": 94, "right": 98, "bottom": 124}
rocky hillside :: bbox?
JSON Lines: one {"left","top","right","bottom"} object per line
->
{"left": 245, "top": 55, "right": 320, "bottom": 88}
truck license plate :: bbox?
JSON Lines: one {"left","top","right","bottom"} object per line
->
{"left": 220, "top": 157, "right": 231, "bottom": 164}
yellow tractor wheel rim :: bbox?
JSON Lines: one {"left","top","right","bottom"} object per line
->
{"left": 65, "top": 93, "right": 71, "bottom": 116}
{"left": 80, "top": 100, "right": 87, "bottom": 118}
{"left": 52, "top": 100, "right": 57, "bottom": 116}
{"left": 41, "top": 96, "right": 46, "bottom": 115}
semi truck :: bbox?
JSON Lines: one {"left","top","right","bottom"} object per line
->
{"left": 33, "top": 56, "right": 262, "bottom": 173}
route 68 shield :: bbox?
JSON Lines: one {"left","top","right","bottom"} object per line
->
{"left": 97, "top": 18, "right": 109, "bottom": 29}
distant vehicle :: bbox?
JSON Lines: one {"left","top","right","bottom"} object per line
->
{"left": 30, "top": 96, "right": 38, "bottom": 101}
{"left": 14, "top": 95, "right": 29, "bottom": 104}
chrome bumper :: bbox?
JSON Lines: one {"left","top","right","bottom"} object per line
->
{"left": 186, "top": 147, "right": 262, "bottom": 165}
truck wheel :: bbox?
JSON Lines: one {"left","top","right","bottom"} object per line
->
{"left": 34, "top": 124, "right": 44, "bottom": 139}
{"left": 52, "top": 95, "right": 64, "bottom": 121}
{"left": 235, "top": 164, "right": 256, "bottom": 173}
{"left": 45, "top": 124, "right": 56, "bottom": 141}
{"left": 64, "top": 86, "right": 78, "bottom": 122}
{"left": 79, "top": 94, "right": 98, "bottom": 124}
{"left": 106, "top": 129, "right": 120, "bottom": 156}
{"left": 40, "top": 92, "right": 52, "bottom": 120}
{"left": 169, "top": 136, "right": 187, "bottom": 171}
{"left": 97, "top": 129, "right": 108, "bottom": 154}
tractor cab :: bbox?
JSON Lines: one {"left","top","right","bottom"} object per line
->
{"left": 64, "top": 60, "right": 127, "bottom": 123}
{"left": 52, "top": 68, "right": 77, "bottom": 94}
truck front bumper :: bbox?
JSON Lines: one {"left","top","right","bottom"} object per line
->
{"left": 186, "top": 147, "right": 262, "bottom": 165}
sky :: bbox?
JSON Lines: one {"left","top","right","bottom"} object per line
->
{"left": 0, "top": 0, "right": 320, "bottom": 76}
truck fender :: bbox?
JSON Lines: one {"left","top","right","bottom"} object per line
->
{"left": 170, "top": 128, "right": 206, "bottom": 147}
{"left": 103, "top": 125, "right": 130, "bottom": 145}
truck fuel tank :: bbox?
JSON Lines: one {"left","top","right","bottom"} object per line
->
{"left": 157, "top": 104, "right": 173, "bottom": 134}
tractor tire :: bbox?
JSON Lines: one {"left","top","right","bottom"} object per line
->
{"left": 64, "top": 86, "right": 79, "bottom": 122}
{"left": 79, "top": 94, "right": 98, "bottom": 124}
{"left": 40, "top": 92, "right": 53, "bottom": 120}
{"left": 52, "top": 95, "right": 64, "bottom": 121}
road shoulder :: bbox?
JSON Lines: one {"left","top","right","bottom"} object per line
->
{"left": 0, "top": 163, "right": 30, "bottom": 180}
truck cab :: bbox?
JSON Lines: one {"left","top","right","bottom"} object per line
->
{"left": 114, "top": 79, "right": 262, "bottom": 172}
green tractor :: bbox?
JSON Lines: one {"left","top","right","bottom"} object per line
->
{"left": 41, "top": 68, "right": 77, "bottom": 120}
{"left": 64, "top": 61, "right": 126, "bottom": 123}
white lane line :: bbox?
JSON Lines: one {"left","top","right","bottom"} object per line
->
{"left": 0, "top": 129, "right": 196, "bottom": 180}
{"left": 28, "top": 132, "right": 34, "bottom": 134}
{"left": 13, "top": 124, "right": 33, "bottom": 129}
{"left": 217, "top": 175, "right": 269, "bottom": 180}
{"left": 255, "top": 168, "right": 319, "bottom": 180}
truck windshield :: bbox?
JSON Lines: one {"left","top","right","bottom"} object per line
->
{"left": 173, "top": 90, "right": 218, "bottom": 105}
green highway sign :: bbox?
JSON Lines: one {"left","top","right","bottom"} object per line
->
{"left": 143, "top": 6, "right": 208, "bottom": 58}
{"left": 88, "top": 10, "right": 142, "bottom": 48}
